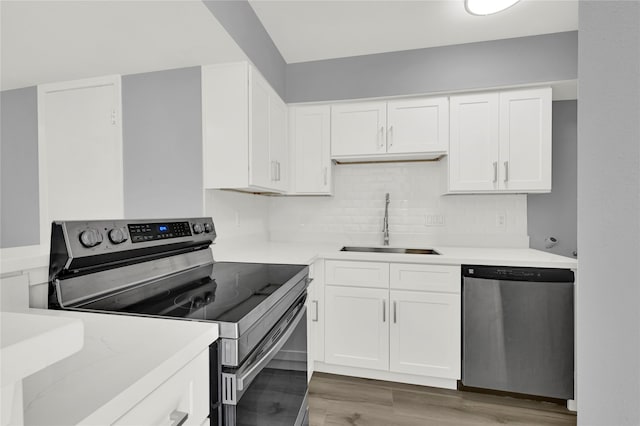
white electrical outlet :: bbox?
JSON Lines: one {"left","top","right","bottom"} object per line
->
{"left": 425, "top": 214, "right": 445, "bottom": 227}
{"left": 496, "top": 213, "right": 506, "bottom": 228}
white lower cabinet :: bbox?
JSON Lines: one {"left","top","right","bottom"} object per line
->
{"left": 114, "top": 349, "right": 209, "bottom": 426}
{"left": 322, "top": 260, "right": 461, "bottom": 383}
{"left": 389, "top": 290, "right": 460, "bottom": 378}
{"left": 325, "top": 286, "right": 389, "bottom": 370}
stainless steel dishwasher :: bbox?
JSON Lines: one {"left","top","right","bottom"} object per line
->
{"left": 462, "top": 265, "right": 575, "bottom": 400}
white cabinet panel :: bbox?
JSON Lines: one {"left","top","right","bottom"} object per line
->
{"left": 269, "top": 95, "right": 289, "bottom": 192}
{"left": 390, "top": 290, "right": 460, "bottom": 379}
{"left": 331, "top": 98, "right": 448, "bottom": 162}
{"left": 448, "top": 87, "right": 552, "bottom": 194}
{"left": 499, "top": 88, "right": 552, "bottom": 192}
{"left": 249, "top": 70, "right": 272, "bottom": 189}
{"left": 0, "top": 273, "right": 29, "bottom": 312}
{"left": 325, "top": 286, "right": 389, "bottom": 371}
{"left": 390, "top": 263, "right": 460, "bottom": 293}
{"left": 114, "top": 349, "right": 209, "bottom": 426}
{"left": 331, "top": 101, "right": 386, "bottom": 157}
{"left": 307, "top": 259, "right": 325, "bottom": 365}
{"left": 449, "top": 93, "right": 500, "bottom": 192}
{"left": 37, "top": 76, "right": 123, "bottom": 249}
{"left": 325, "top": 260, "right": 389, "bottom": 289}
{"left": 289, "top": 105, "right": 331, "bottom": 194}
{"left": 387, "top": 97, "right": 448, "bottom": 154}
{"left": 202, "top": 62, "right": 288, "bottom": 193}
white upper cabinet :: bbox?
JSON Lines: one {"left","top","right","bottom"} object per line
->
{"left": 449, "top": 93, "right": 500, "bottom": 192}
{"left": 331, "top": 101, "right": 387, "bottom": 158}
{"left": 448, "top": 87, "right": 552, "bottom": 193}
{"left": 386, "top": 97, "right": 449, "bottom": 154}
{"left": 331, "top": 97, "right": 448, "bottom": 162}
{"left": 289, "top": 105, "right": 331, "bottom": 194}
{"left": 202, "top": 62, "right": 288, "bottom": 193}
{"left": 499, "top": 88, "right": 552, "bottom": 192}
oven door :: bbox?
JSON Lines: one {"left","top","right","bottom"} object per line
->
{"left": 221, "top": 297, "right": 308, "bottom": 426}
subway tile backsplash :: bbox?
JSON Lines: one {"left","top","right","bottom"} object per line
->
{"left": 205, "top": 161, "right": 529, "bottom": 247}
{"left": 268, "top": 161, "right": 529, "bottom": 247}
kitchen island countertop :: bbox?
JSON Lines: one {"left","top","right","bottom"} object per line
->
{"left": 20, "top": 308, "right": 218, "bottom": 426}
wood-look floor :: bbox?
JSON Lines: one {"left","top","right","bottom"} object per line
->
{"left": 308, "top": 373, "right": 576, "bottom": 426}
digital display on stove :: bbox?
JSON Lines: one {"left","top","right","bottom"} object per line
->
{"left": 128, "top": 222, "right": 192, "bottom": 243}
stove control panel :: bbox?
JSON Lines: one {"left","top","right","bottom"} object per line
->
{"left": 128, "top": 221, "right": 192, "bottom": 243}
{"left": 57, "top": 217, "right": 216, "bottom": 255}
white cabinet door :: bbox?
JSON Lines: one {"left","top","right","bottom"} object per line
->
{"left": 499, "top": 88, "right": 552, "bottom": 192}
{"left": 202, "top": 62, "right": 287, "bottom": 194}
{"left": 449, "top": 92, "right": 500, "bottom": 192}
{"left": 331, "top": 101, "right": 386, "bottom": 157}
{"left": 269, "top": 94, "right": 289, "bottom": 192}
{"left": 387, "top": 97, "right": 448, "bottom": 154}
{"left": 249, "top": 69, "right": 273, "bottom": 190}
{"left": 38, "top": 76, "right": 123, "bottom": 249}
{"left": 290, "top": 105, "right": 331, "bottom": 194}
{"left": 389, "top": 290, "right": 460, "bottom": 379}
{"left": 325, "top": 286, "right": 389, "bottom": 371}
{"left": 114, "top": 349, "right": 209, "bottom": 426}
{"left": 307, "top": 259, "right": 325, "bottom": 365}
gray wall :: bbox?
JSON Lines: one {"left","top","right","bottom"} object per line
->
{"left": 122, "top": 67, "right": 203, "bottom": 219}
{"left": 577, "top": 2, "right": 640, "bottom": 425}
{"left": 203, "top": 0, "right": 286, "bottom": 99}
{"left": 527, "top": 100, "right": 577, "bottom": 258}
{"left": 0, "top": 87, "right": 40, "bottom": 248}
{"left": 285, "top": 31, "right": 577, "bottom": 103}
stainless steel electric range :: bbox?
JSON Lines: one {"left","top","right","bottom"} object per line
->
{"left": 47, "top": 217, "right": 310, "bottom": 426}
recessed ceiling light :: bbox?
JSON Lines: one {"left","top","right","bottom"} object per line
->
{"left": 465, "top": 0, "right": 521, "bottom": 15}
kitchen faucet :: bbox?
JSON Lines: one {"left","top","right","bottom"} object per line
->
{"left": 383, "top": 193, "right": 390, "bottom": 246}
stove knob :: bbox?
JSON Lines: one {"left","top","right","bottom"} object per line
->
{"left": 108, "top": 227, "right": 128, "bottom": 244}
{"left": 192, "top": 223, "right": 203, "bottom": 234}
{"left": 79, "top": 229, "right": 103, "bottom": 248}
{"left": 203, "top": 223, "right": 213, "bottom": 233}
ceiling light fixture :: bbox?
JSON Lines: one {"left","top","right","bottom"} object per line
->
{"left": 465, "top": 0, "right": 521, "bottom": 15}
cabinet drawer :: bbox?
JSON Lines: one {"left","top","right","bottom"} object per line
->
{"left": 390, "top": 264, "right": 460, "bottom": 293}
{"left": 114, "top": 349, "right": 209, "bottom": 426}
{"left": 325, "top": 260, "right": 389, "bottom": 289}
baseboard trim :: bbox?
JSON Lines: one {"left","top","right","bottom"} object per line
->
{"left": 314, "top": 362, "right": 458, "bottom": 390}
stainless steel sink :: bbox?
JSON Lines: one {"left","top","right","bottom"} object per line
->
{"left": 340, "top": 246, "right": 440, "bottom": 255}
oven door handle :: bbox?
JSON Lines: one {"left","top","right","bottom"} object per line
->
{"left": 236, "top": 304, "right": 307, "bottom": 392}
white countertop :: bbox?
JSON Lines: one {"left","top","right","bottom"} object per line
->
{"left": 20, "top": 309, "right": 218, "bottom": 426}
{"left": 213, "top": 240, "right": 578, "bottom": 269}
{"left": 0, "top": 239, "right": 577, "bottom": 278}
{"left": 1, "top": 312, "right": 84, "bottom": 386}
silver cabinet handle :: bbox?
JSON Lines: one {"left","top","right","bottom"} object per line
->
{"left": 271, "top": 161, "right": 276, "bottom": 181}
{"left": 277, "top": 161, "right": 281, "bottom": 181}
{"left": 382, "top": 300, "right": 386, "bottom": 322}
{"left": 379, "top": 126, "right": 385, "bottom": 150}
{"left": 388, "top": 125, "right": 394, "bottom": 148}
{"left": 493, "top": 161, "right": 498, "bottom": 183}
{"left": 169, "top": 410, "right": 189, "bottom": 426}
{"left": 312, "top": 300, "right": 319, "bottom": 322}
{"left": 393, "top": 301, "right": 397, "bottom": 324}
{"left": 504, "top": 161, "right": 509, "bottom": 182}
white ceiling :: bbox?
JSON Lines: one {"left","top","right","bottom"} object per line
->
{"left": 0, "top": 1, "right": 247, "bottom": 91}
{"left": 249, "top": 0, "right": 578, "bottom": 64}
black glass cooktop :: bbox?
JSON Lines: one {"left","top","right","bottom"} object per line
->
{"left": 78, "top": 262, "right": 306, "bottom": 323}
